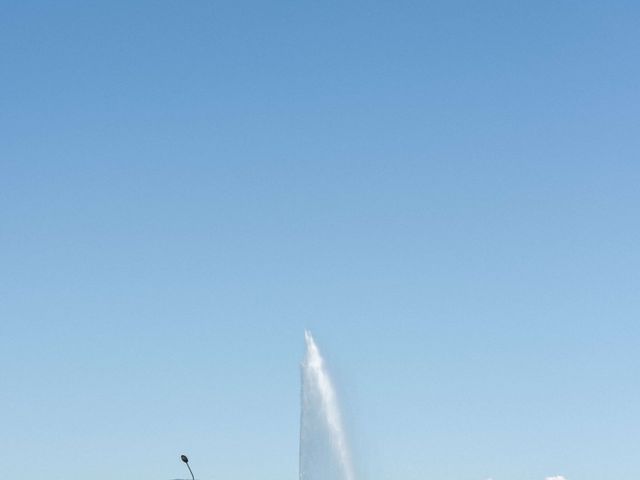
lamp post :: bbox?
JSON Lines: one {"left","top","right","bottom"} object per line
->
{"left": 180, "top": 454, "right": 195, "bottom": 480}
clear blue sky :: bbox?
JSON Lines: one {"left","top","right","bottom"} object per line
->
{"left": 1, "top": 2, "right": 639, "bottom": 479}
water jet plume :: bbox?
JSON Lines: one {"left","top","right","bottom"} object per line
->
{"left": 299, "top": 331, "right": 355, "bottom": 480}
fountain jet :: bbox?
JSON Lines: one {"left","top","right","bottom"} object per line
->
{"left": 299, "top": 331, "right": 355, "bottom": 480}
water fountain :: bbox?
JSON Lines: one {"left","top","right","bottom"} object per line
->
{"left": 299, "top": 331, "right": 355, "bottom": 480}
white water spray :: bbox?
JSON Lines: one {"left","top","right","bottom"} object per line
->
{"left": 299, "top": 331, "right": 355, "bottom": 480}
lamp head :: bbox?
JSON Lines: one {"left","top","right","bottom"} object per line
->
{"left": 181, "top": 455, "right": 189, "bottom": 464}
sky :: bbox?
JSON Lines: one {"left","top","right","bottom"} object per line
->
{"left": 1, "top": 1, "right": 639, "bottom": 479}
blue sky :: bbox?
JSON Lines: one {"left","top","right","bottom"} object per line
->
{"left": 1, "top": 1, "right": 639, "bottom": 479}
